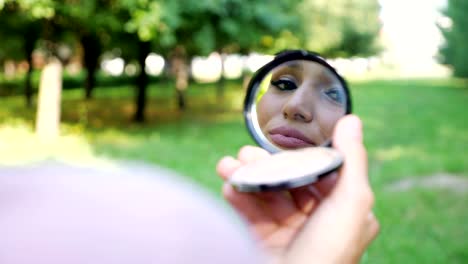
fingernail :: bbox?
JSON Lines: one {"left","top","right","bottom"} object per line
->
{"left": 303, "top": 199, "right": 315, "bottom": 213}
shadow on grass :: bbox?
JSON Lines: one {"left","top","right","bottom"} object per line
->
{"left": 1, "top": 81, "right": 246, "bottom": 129}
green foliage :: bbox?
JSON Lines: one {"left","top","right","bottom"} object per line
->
{"left": 439, "top": 0, "right": 468, "bottom": 78}
{"left": 0, "top": 0, "right": 382, "bottom": 66}
{"left": 0, "top": 0, "right": 55, "bottom": 18}
{"left": 0, "top": 2, "right": 43, "bottom": 62}
{"left": 54, "top": 1, "right": 122, "bottom": 34}
{"left": 119, "top": 0, "right": 164, "bottom": 42}
{"left": 115, "top": 0, "right": 302, "bottom": 56}
{"left": 0, "top": 1, "right": 76, "bottom": 65}
{"left": 298, "top": 0, "right": 381, "bottom": 58}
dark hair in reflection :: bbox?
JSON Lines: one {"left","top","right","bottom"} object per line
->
{"left": 274, "top": 49, "right": 322, "bottom": 59}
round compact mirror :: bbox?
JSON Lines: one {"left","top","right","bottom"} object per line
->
{"left": 229, "top": 50, "right": 352, "bottom": 192}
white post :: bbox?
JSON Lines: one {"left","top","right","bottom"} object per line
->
{"left": 35, "top": 57, "right": 63, "bottom": 142}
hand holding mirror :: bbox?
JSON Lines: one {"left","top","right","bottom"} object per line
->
{"left": 229, "top": 50, "right": 352, "bottom": 192}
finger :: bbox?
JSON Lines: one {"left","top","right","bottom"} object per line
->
{"left": 222, "top": 184, "right": 278, "bottom": 238}
{"left": 313, "top": 172, "right": 338, "bottom": 198}
{"left": 216, "top": 156, "right": 242, "bottom": 180}
{"left": 365, "top": 212, "right": 380, "bottom": 243}
{"left": 262, "top": 226, "right": 300, "bottom": 250}
{"left": 289, "top": 186, "right": 318, "bottom": 215}
{"left": 353, "top": 212, "right": 380, "bottom": 260}
{"left": 289, "top": 171, "right": 338, "bottom": 212}
{"left": 257, "top": 192, "right": 307, "bottom": 229}
{"left": 332, "top": 115, "right": 370, "bottom": 199}
{"left": 237, "top": 145, "right": 270, "bottom": 164}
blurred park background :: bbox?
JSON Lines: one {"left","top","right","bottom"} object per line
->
{"left": 0, "top": 0, "right": 467, "bottom": 263}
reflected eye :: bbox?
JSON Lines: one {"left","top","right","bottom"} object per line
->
{"left": 271, "top": 78, "right": 297, "bottom": 91}
{"left": 324, "top": 88, "right": 344, "bottom": 104}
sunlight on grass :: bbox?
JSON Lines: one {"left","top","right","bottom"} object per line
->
{"left": 0, "top": 119, "right": 114, "bottom": 168}
{"left": 439, "top": 125, "right": 468, "bottom": 141}
{"left": 375, "top": 145, "right": 430, "bottom": 161}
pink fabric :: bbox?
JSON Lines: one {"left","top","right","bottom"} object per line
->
{"left": 0, "top": 161, "right": 265, "bottom": 264}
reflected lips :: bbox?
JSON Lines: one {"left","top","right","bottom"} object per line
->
{"left": 269, "top": 126, "right": 316, "bottom": 149}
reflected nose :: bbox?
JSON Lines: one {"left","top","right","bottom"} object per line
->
{"left": 282, "top": 88, "right": 314, "bottom": 122}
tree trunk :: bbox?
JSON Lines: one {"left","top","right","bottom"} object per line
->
{"left": 84, "top": 66, "right": 96, "bottom": 99}
{"left": 170, "top": 46, "right": 189, "bottom": 111}
{"left": 216, "top": 53, "right": 226, "bottom": 101}
{"left": 175, "top": 66, "right": 188, "bottom": 110}
{"left": 24, "top": 50, "right": 34, "bottom": 108}
{"left": 81, "top": 34, "right": 101, "bottom": 100}
{"left": 134, "top": 40, "right": 151, "bottom": 123}
{"left": 176, "top": 89, "right": 185, "bottom": 109}
{"left": 24, "top": 24, "right": 40, "bottom": 107}
{"left": 35, "top": 58, "right": 63, "bottom": 142}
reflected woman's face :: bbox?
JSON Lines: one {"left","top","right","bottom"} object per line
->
{"left": 256, "top": 60, "right": 346, "bottom": 149}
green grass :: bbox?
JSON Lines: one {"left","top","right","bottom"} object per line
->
{"left": 1, "top": 78, "right": 467, "bottom": 263}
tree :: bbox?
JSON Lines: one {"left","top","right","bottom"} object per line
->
{"left": 114, "top": 0, "right": 166, "bottom": 122}
{"left": 178, "top": 0, "right": 302, "bottom": 100}
{"left": 0, "top": 0, "right": 65, "bottom": 140}
{"left": 0, "top": 2, "right": 44, "bottom": 107}
{"left": 298, "top": 0, "right": 381, "bottom": 58}
{"left": 116, "top": 0, "right": 303, "bottom": 119}
{"left": 147, "top": 0, "right": 303, "bottom": 109}
{"left": 52, "top": 0, "right": 122, "bottom": 99}
{"left": 439, "top": 0, "right": 468, "bottom": 78}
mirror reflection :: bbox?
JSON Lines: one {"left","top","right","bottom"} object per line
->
{"left": 253, "top": 59, "right": 348, "bottom": 150}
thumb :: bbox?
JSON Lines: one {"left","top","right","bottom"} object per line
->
{"left": 331, "top": 115, "right": 371, "bottom": 202}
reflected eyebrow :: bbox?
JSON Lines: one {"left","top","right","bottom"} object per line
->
{"left": 318, "top": 67, "right": 341, "bottom": 86}
{"left": 271, "top": 62, "right": 303, "bottom": 77}
{"left": 283, "top": 61, "right": 303, "bottom": 70}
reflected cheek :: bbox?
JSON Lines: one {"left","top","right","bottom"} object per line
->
{"left": 316, "top": 106, "right": 343, "bottom": 138}
{"left": 257, "top": 94, "right": 284, "bottom": 130}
